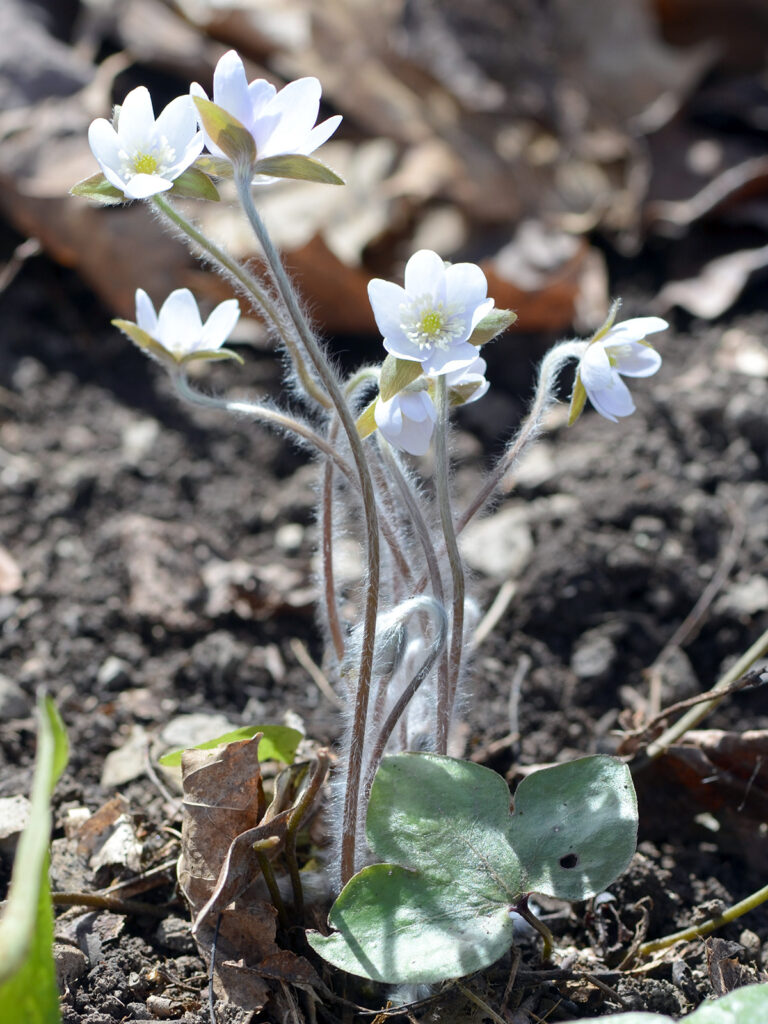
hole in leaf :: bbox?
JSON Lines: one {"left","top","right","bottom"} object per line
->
{"left": 559, "top": 853, "right": 579, "bottom": 869}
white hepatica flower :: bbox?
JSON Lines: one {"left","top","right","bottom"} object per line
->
{"left": 88, "top": 87, "right": 203, "bottom": 200}
{"left": 444, "top": 355, "right": 490, "bottom": 404}
{"left": 368, "top": 249, "right": 494, "bottom": 376}
{"left": 576, "top": 316, "right": 667, "bottom": 422}
{"left": 375, "top": 388, "right": 437, "bottom": 456}
{"left": 132, "top": 288, "right": 240, "bottom": 364}
{"left": 191, "top": 50, "right": 341, "bottom": 165}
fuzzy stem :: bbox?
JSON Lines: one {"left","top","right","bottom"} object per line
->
{"left": 457, "top": 341, "right": 585, "bottom": 534}
{"left": 434, "top": 375, "right": 464, "bottom": 753}
{"left": 363, "top": 599, "right": 448, "bottom": 797}
{"left": 152, "top": 194, "right": 330, "bottom": 410}
{"left": 321, "top": 417, "right": 346, "bottom": 664}
{"left": 234, "top": 175, "right": 380, "bottom": 884}
{"left": 639, "top": 881, "right": 768, "bottom": 955}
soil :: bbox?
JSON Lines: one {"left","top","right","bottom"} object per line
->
{"left": 2, "top": 222, "right": 768, "bottom": 1023}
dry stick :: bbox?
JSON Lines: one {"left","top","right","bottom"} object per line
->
{"left": 639, "top": 625, "right": 768, "bottom": 765}
{"left": 639, "top": 881, "right": 768, "bottom": 956}
{"left": 456, "top": 983, "right": 507, "bottom": 1024}
{"left": 434, "top": 376, "right": 465, "bottom": 753}
{"left": 52, "top": 892, "right": 168, "bottom": 917}
{"left": 289, "top": 637, "right": 343, "bottom": 707}
{"left": 646, "top": 502, "right": 745, "bottom": 717}
{"left": 152, "top": 195, "right": 330, "bottom": 410}
{"left": 235, "top": 176, "right": 380, "bottom": 885}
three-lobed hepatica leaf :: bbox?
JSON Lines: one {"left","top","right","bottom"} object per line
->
{"left": 309, "top": 752, "right": 637, "bottom": 984}
{"left": 561, "top": 984, "right": 768, "bottom": 1023}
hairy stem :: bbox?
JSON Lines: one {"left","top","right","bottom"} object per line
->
{"left": 235, "top": 175, "right": 380, "bottom": 884}
{"left": 152, "top": 194, "right": 330, "bottom": 409}
{"left": 434, "top": 376, "right": 464, "bottom": 753}
{"left": 321, "top": 417, "right": 346, "bottom": 663}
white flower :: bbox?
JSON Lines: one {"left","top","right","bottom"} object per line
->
{"left": 88, "top": 87, "right": 203, "bottom": 200}
{"left": 133, "top": 288, "right": 240, "bottom": 363}
{"left": 444, "top": 355, "right": 490, "bottom": 404}
{"left": 375, "top": 388, "right": 437, "bottom": 456}
{"left": 575, "top": 316, "right": 667, "bottom": 422}
{"left": 190, "top": 50, "right": 341, "bottom": 166}
{"left": 367, "top": 249, "right": 494, "bottom": 376}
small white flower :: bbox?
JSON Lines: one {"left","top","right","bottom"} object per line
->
{"left": 191, "top": 50, "right": 341, "bottom": 166}
{"left": 368, "top": 250, "right": 494, "bottom": 376}
{"left": 375, "top": 388, "right": 437, "bottom": 456}
{"left": 127, "top": 288, "right": 241, "bottom": 365}
{"left": 88, "top": 87, "right": 203, "bottom": 200}
{"left": 444, "top": 355, "right": 490, "bottom": 404}
{"left": 575, "top": 316, "right": 667, "bottom": 422}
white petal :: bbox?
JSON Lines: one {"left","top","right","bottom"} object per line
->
{"left": 155, "top": 95, "right": 198, "bottom": 155}
{"left": 609, "top": 341, "right": 662, "bottom": 378}
{"left": 199, "top": 299, "right": 240, "bottom": 350}
{"left": 420, "top": 341, "right": 478, "bottom": 376}
{"left": 117, "top": 87, "right": 155, "bottom": 149}
{"left": 212, "top": 50, "right": 253, "bottom": 128}
{"left": 444, "top": 261, "right": 488, "bottom": 313}
{"left": 605, "top": 316, "right": 669, "bottom": 343}
{"left": 100, "top": 163, "right": 131, "bottom": 194}
{"left": 135, "top": 289, "right": 158, "bottom": 334}
{"left": 445, "top": 355, "right": 487, "bottom": 385}
{"left": 302, "top": 114, "right": 343, "bottom": 155}
{"left": 579, "top": 341, "right": 615, "bottom": 393}
{"left": 165, "top": 132, "right": 205, "bottom": 179}
{"left": 156, "top": 289, "right": 203, "bottom": 351}
{"left": 463, "top": 378, "right": 490, "bottom": 404}
{"left": 88, "top": 118, "right": 122, "bottom": 172}
{"left": 257, "top": 78, "right": 322, "bottom": 156}
{"left": 375, "top": 395, "right": 403, "bottom": 434}
{"left": 397, "top": 418, "right": 434, "bottom": 456}
{"left": 247, "top": 78, "right": 277, "bottom": 120}
{"left": 586, "top": 375, "right": 635, "bottom": 422}
{"left": 469, "top": 297, "right": 495, "bottom": 331}
{"left": 122, "top": 174, "right": 174, "bottom": 199}
{"left": 367, "top": 279, "right": 411, "bottom": 348}
{"left": 404, "top": 250, "right": 445, "bottom": 298}
{"left": 399, "top": 391, "right": 435, "bottom": 423}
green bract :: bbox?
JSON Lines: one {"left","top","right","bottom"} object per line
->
{"left": 309, "top": 752, "right": 637, "bottom": 984}
{"left": 0, "top": 696, "right": 69, "bottom": 1023}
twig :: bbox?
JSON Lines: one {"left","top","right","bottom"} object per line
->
{"left": 208, "top": 913, "right": 221, "bottom": 1024}
{"left": 52, "top": 891, "right": 167, "bottom": 917}
{"left": 471, "top": 580, "right": 517, "bottom": 650}
{"left": 290, "top": 637, "right": 343, "bottom": 708}
{"left": 456, "top": 982, "right": 507, "bottom": 1024}
{"left": 639, "top": 881, "right": 768, "bottom": 955}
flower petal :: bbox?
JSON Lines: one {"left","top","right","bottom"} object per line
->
{"left": 404, "top": 250, "right": 446, "bottom": 298}
{"left": 367, "top": 279, "right": 411, "bottom": 348}
{"left": 444, "top": 261, "right": 489, "bottom": 313}
{"left": 256, "top": 77, "right": 322, "bottom": 157}
{"left": 586, "top": 374, "right": 635, "bottom": 422}
{"left": 88, "top": 118, "right": 123, "bottom": 173}
{"left": 419, "top": 341, "right": 479, "bottom": 376}
{"left": 135, "top": 289, "right": 158, "bottom": 334}
{"left": 609, "top": 340, "right": 662, "bottom": 378}
{"left": 155, "top": 95, "right": 199, "bottom": 157}
{"left": 579, "top": 340, "right": 615, "bottom": 393}
{"left": 117, "top": 87, "right": 156, "bottom": 149}
{"left": 122, "top": 174, "right": 174, "bottom": 199}
{"left": 199, "top": 299, "right": 241, "bottom": 350}
{"left": 212, "top": 50, "right": 254, "bottom": 128}
{"left": 156, "top": 289, "right": 203, "bottom": 352}
{"left": 604, "top": 316, "right": 669, "bottom": 343}
{"left": 302, "top": 114, "right": 343, "bottom": 155}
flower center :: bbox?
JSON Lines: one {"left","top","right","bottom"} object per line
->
{"left": 401, "top": 295, "right": 464, "bottom": 351}
{"left": 132, "top": 152, "right": 160, "bottom": 175}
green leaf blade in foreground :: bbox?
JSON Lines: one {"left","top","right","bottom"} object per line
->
{"left": 0, "top": 696, "right": 69, "bottom": 1023}
{"left": 308, "top": 754, "right": 524, "bottom": 983}
{"left": 159, "top": 724, "right": 302, "bottom": 768}
{"left": 511, "top": 755, "right": 637, "bottom": 901}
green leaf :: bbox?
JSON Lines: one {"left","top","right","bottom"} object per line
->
{"left": 310, "top": 754, "right": 524, "bottom": 983}
{"left": 310, "top": 752, "right": 637, "bottom": 984}
{"left": 467, "top": 308, "right": 517, "bottom": 347}
{"left": 561, "top": 983, "right": 768, "bottom": 1023}
{"left": 252, "top": 153, "right": 345, "bottom": 185}
{"left": 0, "top": 696, "right": 69, "bottom": 1023}
{"left": 170, "top": 167, "right": 220, "bottom": 202}
{"left": 111, "top": 319, "right": 170, "bottom": 363}
{"left": 511, "top": 755, "right": 637, "bottom": 901}
{"left": 192, "top": 97, "right": 256, "bottom": 169}
{"left": 70, "top": 172, "right": 125, "bottom": 206}
{"left": 194, "top": 155, "right": 234, "bottom": 179}
{"left": 180, "top": 348, "right": 244, "bottom": 366}
{"left": 356, "top": 398, "right": 378, "bottom": 440}
{"left": 159, "top": 725, "right": 302, "bottom": 768}
{"left": 378, "top": 355, "right": 423, "bottom": 402}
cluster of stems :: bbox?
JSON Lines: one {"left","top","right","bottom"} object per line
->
{"left": 153, "top": 180, "right": 586, "bottom": 888}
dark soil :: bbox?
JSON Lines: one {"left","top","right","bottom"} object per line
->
{"left": 2, "top": 231, "right": 768, "bottom": 1022}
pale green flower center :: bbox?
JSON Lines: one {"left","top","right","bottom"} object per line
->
{"left": 401, "top": 295, "right": 464, "bottom": 351}
{"left": 132, "top": 152, "right": 160, "bottom": 174}
{"left": 120, "top": 138, "right": 175, "bottom": 180}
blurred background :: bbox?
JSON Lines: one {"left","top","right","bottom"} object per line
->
{"left": 3, "top": 0, "right": 768, "bottom": 353}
